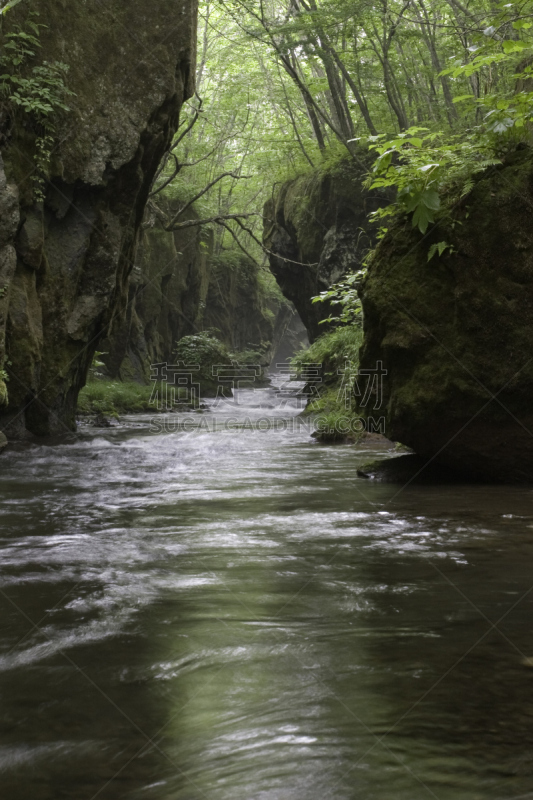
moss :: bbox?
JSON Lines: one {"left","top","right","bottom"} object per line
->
{"left": 358, "top": 147, "right": 533, "bottom": 480}
{"left": 292, "top": 325, "right": 366, "bottom": 442}
{"left": 0, "top": 0, "right": 197, "bottom": 438}
{"left": 77, "top": 380, "right": 164, "bottom": 416}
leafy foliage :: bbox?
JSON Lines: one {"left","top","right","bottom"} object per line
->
{"left": 347, "top": 1, "right": 533, "bottom": 235}
{"left": 0, "top": 12, "right": 73, "bottom": 199}
{"left": 427, "top": 240, "right": 455, "bottom": 262}
{"left": 291, "top": 325, "right": 363, "bottom": 380}
{"left": 77, "top": 381, "right": 160, "bottom": 417}
{"left": 360, "top": 127, "right": 502, "bottom": 233}
{"left": 153, "top": 0, "right": 533, "bottom": 278}
{"left": 174, "top": 330, "right": 232, "bottom": 367}
{"left": 174, "top": 331, "right": 232, "bottom": 392}
{"left": 312, "top": 271, "right": 364, "bottom": 324}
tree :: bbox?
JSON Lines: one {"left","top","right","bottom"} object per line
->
{"left": 148, "top": 0, "right": 533, "bottom": 272}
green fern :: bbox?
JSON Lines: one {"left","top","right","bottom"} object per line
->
{"left": 0, "top": 12, "right": 74, "bottom": 199}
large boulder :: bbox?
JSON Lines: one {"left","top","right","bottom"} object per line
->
{"left": 263, "top": 156, "right": 387, "bottom": 341}
{"left": 0, "top": 0, "right": 197, "bottom": 437}
{"left": 358, "top": 147, "right": 533, "bottom": 482}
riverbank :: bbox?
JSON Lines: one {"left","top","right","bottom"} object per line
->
{"left": 77, "top": 380, "right": 162, "bottom": 418}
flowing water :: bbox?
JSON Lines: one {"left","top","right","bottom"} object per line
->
{"left": 1, "top": 382, "right": 533, "bottom": 800}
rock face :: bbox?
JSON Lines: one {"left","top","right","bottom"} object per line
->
{"left": 102, "top": 216, "right": 284, "bottom": 381}
{"left": 359, "top": 147, "right": 533, "bottom": 482}
{"left": 203, "top": 259, "right": 277, "bottom": 354}
{"left": 0, "top": 0, "right": 197, "bottom": 437}
{"left": 263, "top": 157, "right": 387, "bottom": 341}
{"left": 270, "top": 306, "right": 309, "bottom": 364}
{"left": 101, "top": 216, "right": 212, "bottom": 382}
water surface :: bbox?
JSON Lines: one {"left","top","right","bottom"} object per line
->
{"left": 1, "top": 386, "right": 533, "bottom": 799}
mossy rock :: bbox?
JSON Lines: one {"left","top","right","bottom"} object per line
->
{"left": 263, "top": 150, "right": 390, "bottom": 341}
{"left": 359, "top": 146, "right": 533, "bottom": 482}
{"left": 0, "top": 0, "right": 197, "bottom": 438}
{"left": 356, "top": 454, "right": 480, "bottom": 484}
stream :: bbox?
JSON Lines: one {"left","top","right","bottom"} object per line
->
{"left": 1, "top": 382, "right": 533, "bottom": 799}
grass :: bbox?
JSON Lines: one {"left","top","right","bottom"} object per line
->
{"left": 291, "top": 325, "right": 363, "bottom": 382}
{"left": 291, "top": 325, "right": 366, "bottom": 442}
{"left": 77, "top": 381, "right": 160, "bottom": 417}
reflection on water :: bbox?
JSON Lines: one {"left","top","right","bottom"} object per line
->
{"left": 1, "top": 385, "right": 533, "bottom": 799}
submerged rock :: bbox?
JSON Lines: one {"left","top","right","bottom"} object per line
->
{"left": 357, "top": 454, "right": 478, "bottom": 484}
{"left": 0, "top": 0, "right": 197, "bottom": 438}
{"left": 359, "top": 147, "right": 533, "bottom": 483}
{"left": 92, "top": 413, "right": 116, "bottom": 429}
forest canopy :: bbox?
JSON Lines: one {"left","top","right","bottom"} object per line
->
{"left": 149, "top": 0, "right": 533, "bottom": 258}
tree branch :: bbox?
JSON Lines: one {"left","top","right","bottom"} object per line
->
{"left": 150, "top": 153, "right": 181, "bottom": 197}
{"left": 150, "top": 94, "right": 204, "bottom": 192}
{"left": 166, "top": 212, "right": 259, "bottom": 231}
{"left": 166, "top": 172, "right": 250, "bottom": 228}
{"left": 219, "top": 221, "right": 262, "bottom": 266}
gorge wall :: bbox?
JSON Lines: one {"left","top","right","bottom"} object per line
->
{"left": 100, "top": 213, "right": 211, "bottom": 383}
{"left": 265, "top": 145, "right": 533, "bottom": 482}
{"left": 0, "top": 0, "right": 197, "bottom": 437}
{"left": 263, "top": 156, "right": 388, "bottom": 341}
{"left": 359, "top": 146, "right": 533, "bottom": 482}
{"left": 101, "top": 214, "right": 282, "bottom": 382}
{"left": 202, "top": 258, "right": 278, "bottom": 358}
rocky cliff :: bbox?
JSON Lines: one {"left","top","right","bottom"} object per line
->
{"left": 101, "top": 216, "right": 284, "bottom": 381}
{"left": 263, "top": 156, "right": 387, "bottom": 341}
{"left": 101, "top": 214, "right": 212, "bottom": 382}
{"left": 0, "top": 0, "right": 197, "bottom": 437}
{"left": 359, "top": 147, "right": 533, "bottom": 482}
{"left": 202, "top": 258, "right": 277, "bottom": 356}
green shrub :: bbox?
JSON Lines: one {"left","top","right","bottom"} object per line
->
{"left": 174, "top": 330, "right": 232, "bottom": 396}
{"left": 77, "top": 381, "right": 159, "bottom": 416}
{"left": 291, "top": 325, "right": 363, "bottom": 382}
{"left": 230, "top": 346, "right": 269, "bottom": 366}
{"left": 0, "top": 12, "right": 74, "bottom": 199}
{"left": 291, "top": 325, "right": 365, "bottom": 442}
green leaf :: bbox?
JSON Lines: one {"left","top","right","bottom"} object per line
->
{"left": 428, "top": 241, "right": 454, "bottom": 262}
{"left": 0, "top": 0, "right": 24, "bottom": 14}
{"left": 502, "top": 39, "right": 530, "bottom": 53}
{"left": 412, "top": 204, "right": 433, "bottom": 234}
{"left": 452, "top": 94, "right": 475, "bottom": 104}
{"left": 420, "top": 189, "right": 440, "bottom": 211}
